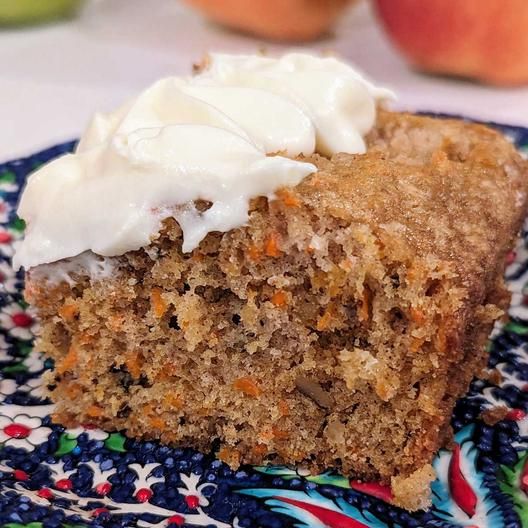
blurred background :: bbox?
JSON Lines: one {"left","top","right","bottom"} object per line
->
{"left": 1, "top": 0, "right": 527, "bottom": 161}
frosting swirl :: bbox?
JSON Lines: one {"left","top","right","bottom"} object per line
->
{"left": 14, "top": 52, "right": 392, "bottom": 270}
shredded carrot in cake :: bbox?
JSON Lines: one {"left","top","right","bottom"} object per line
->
{"left": 125, "top": 352, "right": 143, "bottom": 380}
{"left": 108, "top": 314, "right": 125, "bottom": 332}
{"left": 410, "top": 307, "right": 426, "bottom": 326}
{"left": 233, "top": 376, "right": 262, "bottom": 397}
{"left": 151, "top": 287, "right": 168, "bottom": 318}
{"left": 317, "top": 305, "right": 335, "bottom": 331}
{"left": 155, "top": 369, "right": 172, "bottom": 382}
{"left": 149, "top": 416, "right": 166, "bottom": 429}
{"left": 271, "top": 425, "right": 289, "bottom": 440}
{"left": 271, "top": 290, "right": 288, "bottom": 307}
{"left": 276, "top": 188, "right": 300, "bottom": 207}
{"left": 58, "top": 303, "right": 78, "bottom": 322}
{"left": 155, "top": 359, "right": 180, "bottom": 380}
{"left": 264, "top": 232, "right": 281, "bottom": 257}
{"left": 410, "top": 337, "right": 426, "bottom": 353}
{"left": 56, "top": 345, "right": 78, "bottom": 375}
{"left": 163, "top": 393, "right": 183, "bottom": 410}
{"left": 63, "top": 382, "right": 82, "bottom": 399}
{"left": 252, "top": 443, "right": 268, "bottom": 456}
{"left": 86, "top": 404, "right": 104, "bottom": 418}
{"left": 218, "top": 446, "right": 240, "bottom": 466}
{"left": 376, "top": 378, "right": 395, "bottom": 401}
{"left": 142, "top": 403, "right": 155, "bottom": 416}
{"left": 259, "top": 428, "right": 274, "bottom": 442}
{"left": 406, "top": 266, "right": 417, "bottom": 282}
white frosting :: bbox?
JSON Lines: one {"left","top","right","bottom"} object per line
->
{"left": 28, "top": 252, "right": 116, "bottom": 286}
{"left": 13, "top": 52, "right": 392, "bottom": 271}
{"left": 78, "top": 80, "right": 316, "bottom": 158}
{"left": 199, "top": 53, "right": 394, "bottom": 156}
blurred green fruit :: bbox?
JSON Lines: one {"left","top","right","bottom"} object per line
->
{"left": 0, "top": 0, "right": 83, "bottom": 26}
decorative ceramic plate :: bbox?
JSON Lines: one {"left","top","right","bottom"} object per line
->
{"left": 0, "top": 119, "right": 528, "bottom": 528}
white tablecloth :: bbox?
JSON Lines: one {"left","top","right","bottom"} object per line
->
{"left": 1, "top": 0, "right": 528, "bottom": 162}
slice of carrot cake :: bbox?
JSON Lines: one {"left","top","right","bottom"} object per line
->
{"left": 13, "top": 53, "right": 528, "bottom": 511}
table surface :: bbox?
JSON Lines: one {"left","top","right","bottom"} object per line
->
{"left": 1, "top": 0, "right": 527, "bottom": 162}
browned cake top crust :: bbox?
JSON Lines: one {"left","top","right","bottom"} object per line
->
{"left": 304, "top": 111, "right": 526, "bottom": 278}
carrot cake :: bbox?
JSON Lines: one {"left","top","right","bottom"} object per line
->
{"left": 13, "top": 53, "right": 528, "bottom": 511}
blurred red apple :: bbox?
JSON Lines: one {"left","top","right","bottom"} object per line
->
{"left": 183, "top": 0, "right": 352, "bottom": 42}
{"left": 374, "top": 0, "right": 528, "bottom": 86}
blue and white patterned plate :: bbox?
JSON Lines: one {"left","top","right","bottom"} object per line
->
{"left": 0, "top": 119, "right": 528, "bottom": 528}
